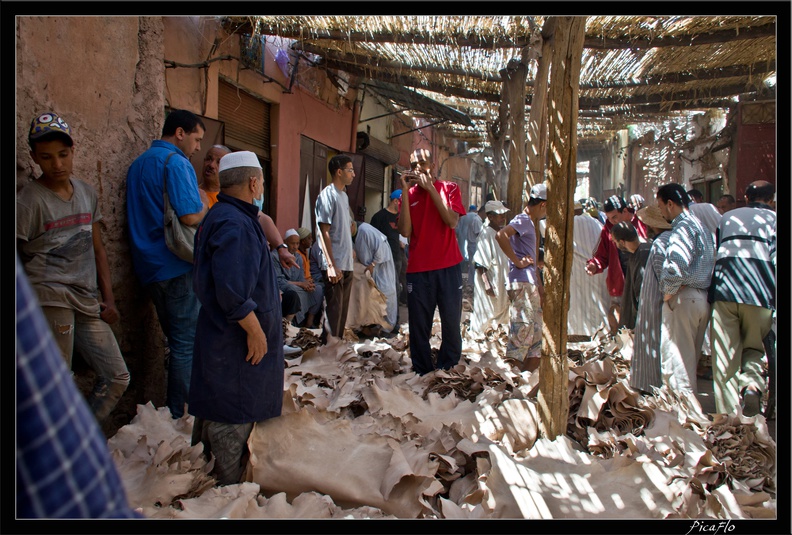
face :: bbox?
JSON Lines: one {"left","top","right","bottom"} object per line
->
{"left": 299, "top": 235, "right": 313, "bottom": 250}
{"left": 250, "top": 171, "right": 265, "bottom": 202}
{"left": 337, "top": 163, "right": 356, "bottom": 185}
{"left": 31, "top": 139, "right": 74, "bottom": 183}
{"left": 285, "top": 234, "right": 300, "bottom": 254}
{"left": 656, "top": 197, "right": 673, "bottom": 223}
{"left": 716, "top": 198, "right": 734, "bottom": 214}
{"left": 488, "top": 212, "right": 507, "bottom": 230}
{"left": 533, "top": 200, "right": 547, "bottom": 219}
{"left": 413, "top": 159, "right": 431, "bottom": 176}
{"left": 176, "top": 126, "right": 205, "bottom": 158}
{"left": 202, "top": 147, "right": 229, "bottom": 183}
{"left": 605, "top": 209, "right": 628, "bottom": 226}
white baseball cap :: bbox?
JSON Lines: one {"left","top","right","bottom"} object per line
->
{"left": 529, "top": 183, "right": 547, "bottom": 201}
{"left": 484, "top": 200, "right": 510, "bottom": 214}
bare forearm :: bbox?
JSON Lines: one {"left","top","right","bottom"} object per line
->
{"left": 397, "top": 196, "right": 411, "bottom": 237}
{"left": 258, "top": 212, "right": 284, "bottom": 249}
{"left": 429, "top": 188, "right": 459, "bottom": 229}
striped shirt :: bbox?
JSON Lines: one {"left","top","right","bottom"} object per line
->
{"left": 660, "top": 210, "right": 715, "bottom": 296}
{"left": 710, "top": 203, "right": 776, "bottom": 310}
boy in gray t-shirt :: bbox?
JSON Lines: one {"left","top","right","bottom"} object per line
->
{"left": 17, "top": 112, "right": 129, "bottom": 426}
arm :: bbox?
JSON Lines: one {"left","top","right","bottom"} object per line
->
{"left": 476, "top": 265, "right": 495, "bottom": 295}
{"left": 495, "top": 225, "right": 533, "bottom": 270}
{"left": 429, "top": 187, "right": 460, "bottom": 229}
{"left": 238, "top": 311, "right": 268, "bottom": 365}
{"left": 397, "top": 176, "right": 412, "bottom": 238}
{"left": 178, "top": 188, "right": 209, "bottom": 227}
{"left": 257, "top": 211, "right": 298, "bottom": 269}
{"left": 585, "top": 229, "right": 610, "bottom": 275}
{"left": 660, "top": 230, "right": 690, "bottom": 299}
{"left": 92, "top": 223, "right": 119, "bottom": 324}
{"left": 416, "top": 172, "right": 460, "bottom": 229}
{"left": 318, "top": 222, "right": 341, "bottom": 283}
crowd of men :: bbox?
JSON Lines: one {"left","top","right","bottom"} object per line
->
{"left": 16, "top": 108, "right": 776, "bottom": 515}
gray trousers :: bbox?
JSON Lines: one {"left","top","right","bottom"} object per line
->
{"left": 660, "top": 287, "right": 709, "bottom": 397}
{"left": 711, "top": 301, "right": 773, "bottom": 414}
{"left": 192, "top": 418, "right": 254, "bottom": 486}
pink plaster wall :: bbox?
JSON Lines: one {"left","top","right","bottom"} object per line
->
{"left": 272, "top": 90, "right": 354, "bottom": 231}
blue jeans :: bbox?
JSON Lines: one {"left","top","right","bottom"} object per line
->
{"left": 406, "top": 263, "right": 463, "bottom": 374}
{"left": 147, "top": 271, "right": 200, "bottom": 418}
{"left": 41, "top": 305, "right": 130, "bottom": 422}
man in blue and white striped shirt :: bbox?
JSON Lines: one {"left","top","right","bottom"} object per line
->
{"left": 710, "top": 181, "right": 776, "bottom": 416}
{"left": 656, "top": 183, "right": 715, "bottom": 403}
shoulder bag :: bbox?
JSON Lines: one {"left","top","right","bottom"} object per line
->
{"left": 162, "top": 152, "right": 198, "bottom": 263}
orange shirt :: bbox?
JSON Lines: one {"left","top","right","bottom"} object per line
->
{"left": 202, "top": 189, "right": 219, "bottom": 208}
{"left": 297, "top": 249, "right": 312, "bottom": 281}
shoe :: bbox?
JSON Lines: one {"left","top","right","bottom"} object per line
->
{"left": 742, "top": 389, "right": 762, "bottom": 417}
{"left": 283, "top": 344, "right": 302, "bottom": 356}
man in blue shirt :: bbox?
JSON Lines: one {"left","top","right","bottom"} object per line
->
{"left": 126, "top": 109, "right": 208, "bottom": 419}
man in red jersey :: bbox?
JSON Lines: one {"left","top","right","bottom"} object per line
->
{"left": 397, "top": 148, "right": 466, "bottom": 375}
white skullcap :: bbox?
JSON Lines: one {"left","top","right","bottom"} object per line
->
{"left": 284, "top": 228, "right": 299, "bottom": 239}
{"left": 218, "top": 151, "right": 262, "bottom": 172}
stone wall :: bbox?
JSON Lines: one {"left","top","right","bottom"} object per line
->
{"left": 16, "top": 16, "right": 168, "bottom": 435}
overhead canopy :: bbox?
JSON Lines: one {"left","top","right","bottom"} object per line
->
{"left": 228, "top": 14, "right": 779, "bottom": 144}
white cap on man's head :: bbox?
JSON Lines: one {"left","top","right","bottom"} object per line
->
{"left": 218, "top": 151, "right": 262, "bottom": 173}
{"left": 529, "top": 183, "right": 547, "bottom": 201}
{"left": 484, "top": 200, "right": 510, "bottom": 214}
{"left": 284, "top": 228, "right": 299, "bottom": 239}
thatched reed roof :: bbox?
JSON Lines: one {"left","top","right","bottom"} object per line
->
{"left": 223, "top": 14, "right": 778, "bottom": 146}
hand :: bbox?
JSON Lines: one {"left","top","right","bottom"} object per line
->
{"left": 365, "top": 264, "right": 375, "bottom": 276}
{"left": 414, "top": 170, "right": 433, "bottom": 191}
{"left": 278, "top": 247, "right": 298, "bottom": 269}
{"left": 99, "top": 301, "right": 120, "bottom": 324}
{"left": 585, "top": 261, "right": 597, "bottom": 276}
{"left": 513, "top": 255, "right": 533, "bottom": 270}
{"left": 246, "top": 330, "right": 268, "bottom": 365}
{"left": 327, "top": 264, "right": 342, "bottom": 284}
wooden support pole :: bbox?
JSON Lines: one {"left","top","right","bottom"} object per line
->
{"left": 504, "top": 57, "right": 529, "bottom": 213}
{"left": 538, "top": 16, "right": 586, "bottom": 440}
{"left": 526, "top": 19, "right": 554, "bottom": 190}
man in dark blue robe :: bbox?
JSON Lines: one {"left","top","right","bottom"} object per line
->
{"left": 189, "top": 151, "right": 284, "bottom": 485}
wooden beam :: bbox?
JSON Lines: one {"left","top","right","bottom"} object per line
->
{"left": 294, "top": 42, "right": 502, "bottom": 82}
{"left": 323, "top": 53, "right": 769, "bottom": 112}
{"left": 599, "top": 82, "right": 768, "bottom": 106}
{"left": 581, "top": 60, "right": 776, "bottom": 89}
{"left": 302, "top": 42, "right": 775, "bottom": 92}
{"left": 583, "top": 23, "right": 776, "bottom": 49}
{"left": 242, "top": 21, "right": 775, "bottom": 51}
{"left": 539, "top": 16, "right": 586, "bottom": 441}
{"left": 319, "top": 57, "right": 498, "bottom": 102}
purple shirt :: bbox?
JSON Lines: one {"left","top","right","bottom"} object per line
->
{"left": 506, "top": 212, "right": 538, "bottom": 285}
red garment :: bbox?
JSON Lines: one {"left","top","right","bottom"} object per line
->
{"left": 588, "top": 214, "right": 648, "bottom": 297}
{"left": 404, "top": 180, "right": 466, "bottom": 273}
